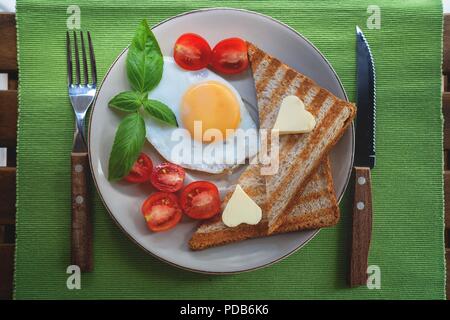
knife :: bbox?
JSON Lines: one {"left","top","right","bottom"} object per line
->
{"left": 350, "top": 26, "right": 376, "bottom": 287}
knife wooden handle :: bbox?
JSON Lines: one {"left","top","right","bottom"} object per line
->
{"left": 71, "top": 151, "right": 93, "bottom": 272}
{"left": 349, "top": 166, "right": 372, "bottom": 287}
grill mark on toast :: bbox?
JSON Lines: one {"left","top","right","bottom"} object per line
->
{"left": 305, "top": 88, "right": 330, "bottom": 117}
{"left": 257, "top": 68, "right": 287, "bottom": 127}
{"left": 242, "top": 187, "right": 262, "bottom": 198}
{"left": 250, "top": 57, "right": 264, "bottom": 73}
{"left": 268, "top": 68, "right": 299, "bottom": 103}
{"left": 296, "top": 77, "right": 315, "bottom": 98}
{"left": 256, "top": 56, "right": 281, "bottom": 84}
{"left": 255, "top": 59, "right": 282, "bottom": 97}
{"left": 253, "top": 57, "right": 271, "bottom": 81}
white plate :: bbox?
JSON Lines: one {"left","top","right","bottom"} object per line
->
{"left": 89, "top": 8, "right": 354, "bottom": 274}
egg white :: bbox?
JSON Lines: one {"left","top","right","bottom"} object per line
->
{"left": 145, "top": 57, "right": 258, "bottom": 174}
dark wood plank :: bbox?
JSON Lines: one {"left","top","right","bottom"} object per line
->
{"left": 447, "top": 248, "right": 450, "bottom": 300}
{"left": 0, "top": 226, "right": 4, "bottom": 243}
{"left": 6, "top": 148, "right": 16, "bottom": 167}
{"left": 0, "top": 90, "right": 18, "bottom": 148}
{"left": 0, "top": 167, "right": 15, "bottom": 225}
{"left": 0, "top": 244, "right": 14, "bottom": 300}
{"left": 0, "top": 14, "right": 17, "bottom": 72}
{"left": 444, "top": 75, "right": 448, "bottom": 92}
{"left": 445, "top": 151, "right": 448, "bottom": 170}
{"left": 443, "top": 93, "right": 450, "bottom": 150}
{"left": 7, "top": 71, "right": 18, "bottom": 90}
{"left": 8, "top": 79, "right": 17, "bottom": 90}
{"left": 444, "top": 14, "right": 450, "bottom": 75}
{"left": 2, "top": 225, "right": 15, "bottom": 244}
{"left": 445, "top": 172, "right": 450, "bottom": 228}
{"left": 445, "top": 229, "right": 449, "bottom": 249}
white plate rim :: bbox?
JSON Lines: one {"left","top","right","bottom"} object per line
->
{"left": 88, "top": 7, "right": 355, "bottom": 275}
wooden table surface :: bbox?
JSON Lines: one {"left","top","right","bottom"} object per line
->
{"left": 0, "top": 12, "right": 449, "bottom": 300}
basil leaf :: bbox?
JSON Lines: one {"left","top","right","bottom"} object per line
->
{"left": 126, "top": 20, "right": 163, "bottom": 93}
{"left": 108, "top": 112, "right": 146, "bottom": 181}
{"left": 142, "top": 99, "right": 178, "bottom": 127}
{"left": 108, "top": 91, "right": 145, "bottom": 112}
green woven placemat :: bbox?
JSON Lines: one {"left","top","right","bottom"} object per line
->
{"left": 14, "top": 0, "right": 445, "bottom": 299}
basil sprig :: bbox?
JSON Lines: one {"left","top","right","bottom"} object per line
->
{"left": 107, "top": 19, "right": 177, "bottom": 181}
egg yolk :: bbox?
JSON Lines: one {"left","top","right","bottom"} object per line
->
{"left": 181, "top": 81, "right": 241, "bottom": 142}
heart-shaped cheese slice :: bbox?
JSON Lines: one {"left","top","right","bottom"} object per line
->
{"left": 222, "top": 185, "right": 262, "bottom": 228}
{"left": 272, "top": 95, "right": 316, "bottom": 134}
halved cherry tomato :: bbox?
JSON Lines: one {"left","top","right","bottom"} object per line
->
{"left": 141, "top": 192, "right": 182, "bottom": 232}
{"left": 124, "top": 153, "right": 153, "bottom": 183}
{"left": 211, "top": 38, "right": 248, "bottom": 75}
{"left": 173, "top": 33, "right": 212, "bottom": 71}
{"left": 180, "top": 181, "right": 221, "bottom": 219}
{"left": 150, "top": 162, "right": 185, "bottom": 192}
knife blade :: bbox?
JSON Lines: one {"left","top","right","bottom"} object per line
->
{"left": 355, "top": 26, "right": 376, "bottom": 168}
{"left": 350, "top": 26, "right": 376, "bottom": 287}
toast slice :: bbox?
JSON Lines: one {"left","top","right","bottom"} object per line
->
{"left": 245, "top": 43, "right": 356, "bottom": 233}
{"left": 189, "top": 158, "right": 338, "bottom": 250}
{"left": 189, "top": 43, "right": 351, "bottom": 250}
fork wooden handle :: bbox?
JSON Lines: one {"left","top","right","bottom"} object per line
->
{"left": 71, "top": 151, "right": 93, "bottom": 272}
{"left": 349, "top": 166, "right": 372, "bottom": 287}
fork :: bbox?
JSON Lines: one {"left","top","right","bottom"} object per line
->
{"left": 66, "top": 30, "right": 97, "bottom": 272}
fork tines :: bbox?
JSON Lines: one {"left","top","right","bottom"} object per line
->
{"left": 66, "top": 30, "right": 97, "bottom": 86}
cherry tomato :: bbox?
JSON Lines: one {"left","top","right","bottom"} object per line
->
{"left": 141, "top": 192, "right": 182, "bottom": 232}
{"left": 211, "top": 38, "right": 248, "bottom": 75}
{"left": 150, "top": 162, "right": 186, "bottom": 192}
{"left": 180, "top": 181, "right": 221, "bottom": 219}
{"left": 173, "top": 33, "right": 212, "bottom": 71}
{"left": 124, "top": 153, "right": 153, "bottom": 183}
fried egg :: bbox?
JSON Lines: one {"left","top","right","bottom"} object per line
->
{"left": 145, "top": 57, "right": 258, "bottom": 174}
